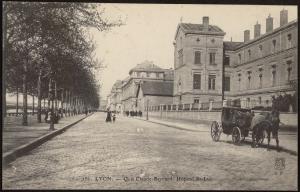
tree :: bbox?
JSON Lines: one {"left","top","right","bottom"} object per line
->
{"left": 4, "top": 2, "right": 123, "bottom": 125}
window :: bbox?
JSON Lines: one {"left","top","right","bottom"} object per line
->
{"left": 248, "top": 49, "right": 251, "bottom": 61}
{"left": 194, "top": 98, "right": 200, "bottom": 103}
{"left": 194, "top": 51, "right": 201, "bottom": 64}
{"left": 259, "top": 45, "right": 263, "bottom": 57}
{"left": 137, "top": 72, "right": 141, "bottom": 77}
{"left": 209, "top": 52, "right": 216, "bottom": 65}
{"left": 259, "top": 74, "right": 263, "bottom": 88}
{"left": 272, "top": 39, "right": 276, "bottom": 53}
{"left": 193, "top": 74, "right": 201, "bottom": 89}
{"left": 258, "top": 97, "right": 262, "bottom": 104}
{"left": 224, "top": 55, "right": 230, "bottom": 66}
{"left": 238, "top": 73, "right": 241, "bottom": 90}
{"left": 208, "top": 75, "right": 216, "bottom": 90}
{"left": 272, "top": 70, "right": 276, "bottom": 86}
{"left": 156, "top": 73, "right": 160, "bottom": 78}
{"left": 247, "top": 71, "right": 252, "bottom": 89}
{"left": 248, "top": 76, "right": 251, "bottom": 89}
{"left": 146, "top": 72, "right": 150, "bottom": 77}
{"left": 247, "top": 98, "right": 250, "bottom": 108}
{"left": 287, "top": 34, "right": 292, "bottom": 49}
{"left": 238, "top": 54, "right": 241, "bottom": 64}
{"left": 224, "top": 76, "right": 230, "bottom": 91}
{"left": 178, "top": 49, "right": 183, "bottom": 66}
{"left": 286, "top": 60, "right": 292, "bottom": 81}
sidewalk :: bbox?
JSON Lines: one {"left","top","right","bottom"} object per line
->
{"left": 3, "top": 113, "right": 92, "bottom": 165}
{"left": 134, "top": 116, "right": 298, "bottom": 155}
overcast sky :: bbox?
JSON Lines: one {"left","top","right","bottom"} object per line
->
{"left": 90, "top": 4, "right": 297, "bottom": 100}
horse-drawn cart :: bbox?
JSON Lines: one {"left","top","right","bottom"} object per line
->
{"left": 211, "top": 107, "right": 272, "bottom": 145}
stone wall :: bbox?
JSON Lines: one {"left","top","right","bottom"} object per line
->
{"left": 147, "top": 110, "right": 297, "bottom": 127}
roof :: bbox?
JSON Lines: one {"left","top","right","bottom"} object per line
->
{"left": 175, "top": 23, "right": 226, "bottom": 39}
{"left": 139, "top": 81, "right": 173, "bottom": 97}
{"left": 233, "top": 19, "right": 297, "bottom": 51}
{"left": 223, "top": 41, "right": 243, "bottom": 51}
{"left": 180, "top": 23, "right": 224, "bottom": 33}
{"left": 129, "top": 61, "right": 164, "bottom": 74}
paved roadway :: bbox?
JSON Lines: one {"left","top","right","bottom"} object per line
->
{"left": 2, "top": 112, "right": 297, "bottom": 190}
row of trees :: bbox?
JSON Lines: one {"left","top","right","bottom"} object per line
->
{"left": 3, "top": 2, "right": 122, "bottom": 125}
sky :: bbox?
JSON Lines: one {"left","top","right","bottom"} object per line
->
{"left": 90, "top": 4, "right": 297, "bottom": 100}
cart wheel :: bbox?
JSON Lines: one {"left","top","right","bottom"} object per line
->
{"left": 211, "top": 121, "right": 221, "bottom": 142}
{"left": 232, "top": 126, "right": 241, "bottom": 144}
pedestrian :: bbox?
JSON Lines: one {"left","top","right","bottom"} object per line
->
{"left": 85, "top": 108, "right": 88, "bottom": 116}
{"left": 112, "top": 112, "right": 116, "bottom": 123}
{"left": 106, "top": 108, "right": 112, "bottom": 122}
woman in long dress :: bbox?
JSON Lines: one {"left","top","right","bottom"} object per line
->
{"left": 106, "top": 109, "right": 112, "bottom": 122}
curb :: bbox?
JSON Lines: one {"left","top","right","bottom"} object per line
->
{"left": 134, "top": 117, "right": 298, "bottom": 156}
{"left": 2, "top": 113, "right": 94, "bottom": 166}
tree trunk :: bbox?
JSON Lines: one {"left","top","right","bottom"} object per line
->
{"left": 3, "top": 3, "right": 7, "bottom": 118}
{"left": 37, "top": 69, "right": 42, "bottom": 122}
{"left": 61, "top": 89, "right": 64, "bottom": 118}
{"left": 22, "top": 63, "right": 28, "bottom": 126}
{"left": 16, "top": 87, "right": 19, "bottom": 115}
{"left": 48, "top": 79, "right": 51, "bottom": 109}
{"left": 32, "top": 95, "right": 35, "bottom": 115}
{"left": 43, "top": 98, "right": 45, "bottom": 110}
{"left": 54, "top": 81, "right": 57, "bottom": 112}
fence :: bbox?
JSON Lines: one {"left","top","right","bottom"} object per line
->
{"left": 146, "top": 101, "right": 223, "bottom": 112}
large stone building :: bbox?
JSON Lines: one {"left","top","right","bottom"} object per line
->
{"left": 173, "top": 9, "right": 298, "bottom": 108}
{"left": 109, "top": 60, "right": 174, "bottom": 113}
{"left": 109, "top": 80, "right": 123, "bottom": 112}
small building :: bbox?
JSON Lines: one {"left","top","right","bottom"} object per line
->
{"left": 136, "top": 81, "right": 173, "bottom": 114}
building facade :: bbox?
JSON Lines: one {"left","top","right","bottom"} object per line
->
{"left": 136, "top": 81, "right": 173, "bottom": 114}
{"left": 173, "top": 17, "right": 226, "bottom": 104}
{"left": 174, "top": 9, "right": 298, "bottom": 108}
{"left": 224, "top": 11, "right": 298, "bottom": 108}
{"left": 109, "top": 60, "right": 174, "bottom": 113}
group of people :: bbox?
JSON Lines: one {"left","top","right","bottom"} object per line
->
{"left": 125, "top": 110, "right": 142, "bottom": 117}
{"left": 105, "top": 109, "right": 116, "bottom": 123}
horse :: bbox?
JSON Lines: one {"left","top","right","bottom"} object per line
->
{"left": 251, "top": 111, "right": 280, "bottom": 151}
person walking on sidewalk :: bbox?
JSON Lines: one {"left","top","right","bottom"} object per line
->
{"left": 106, "top": 108, "right": 112, "bottom": 123}
{"left": 112, "top": 112, "right": 116, "bottom": 123}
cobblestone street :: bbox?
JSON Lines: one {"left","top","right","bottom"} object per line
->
{"left": 2, "top": 112, "right": 297, "bottom": 190}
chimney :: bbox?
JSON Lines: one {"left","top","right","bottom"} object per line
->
{"left": 203, "top": 16, "right": 209, "bottom": 30}
{"left": 280, "top": 9, "right": 288, "bottom": 27}
{"left": 254, "top": 21, "right": 261, "bottom": 38}
{"left": 266, "top": 14, "right": 273, "bottom": 33}
{"left": 244, "top": 30, "right": 250, "bottom": 42}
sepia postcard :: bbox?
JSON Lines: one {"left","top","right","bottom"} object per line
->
{"left": 2, "top": 2, "right": 298, "bottom": 190}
